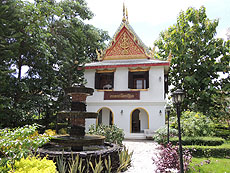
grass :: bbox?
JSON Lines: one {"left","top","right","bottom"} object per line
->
{"left": 188, "top": 157, "right": 230, "bottom": 173}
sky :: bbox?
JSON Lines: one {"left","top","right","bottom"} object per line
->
{"left": 85, "top": 0, "right": 230, "bottom": 47}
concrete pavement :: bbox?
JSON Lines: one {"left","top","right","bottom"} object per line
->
{"left": 123, "top": 139, "right": 160, "bottom": 173}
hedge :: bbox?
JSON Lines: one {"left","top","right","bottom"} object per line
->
{"left": 170, "top": 136, "right": 225, "bottom": 146}
{"left": 184, "top": 144, "right": 230, "bottom": 158}
{"left": 214, "top": 129, "right": 230, "bottom": 140}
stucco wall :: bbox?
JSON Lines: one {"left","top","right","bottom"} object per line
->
{"left": 84, "top": 66, "right": 166, "bottom": 138}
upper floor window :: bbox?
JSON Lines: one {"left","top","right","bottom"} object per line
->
{"left": 128, "top": 71, "right": 149, "bottom": 89}
{"left": 95, "top": 72, "right": 114, "bottom": 90}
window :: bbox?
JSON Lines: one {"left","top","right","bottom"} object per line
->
{"left": 128, "top": 71, "right": 149, "bottom": 89}
{"left": 95, "top": 72, "right": 114, "bottom": 90}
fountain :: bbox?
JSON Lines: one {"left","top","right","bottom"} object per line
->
{"left": 37, "top": 85, "right": 121, "bottom": 170}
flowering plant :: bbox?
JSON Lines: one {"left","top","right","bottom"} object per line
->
{"left": 153, "top": 143, "right": 192, "bottom": 172}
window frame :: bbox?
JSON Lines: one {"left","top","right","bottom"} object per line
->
{"left": 95, "top": 70, "right": 115, "bottom": 90}
{"left": 128, "top": 70, "right": 149, "bottom": 90}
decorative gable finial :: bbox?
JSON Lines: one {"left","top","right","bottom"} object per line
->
{"left": 126, "top": 6, "right": 129, "bottom": 23}
{"left": 122, "top": 3, "right": 126, "bottom": 22}
{"left": 122, "top": 3, "right": 129, "bottom": 23}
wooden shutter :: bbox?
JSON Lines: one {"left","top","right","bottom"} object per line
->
{"left": 111, "top": 72, "right": 114, "bottom": 88}
{"left": 95, "top": 73, "right": 100, "bottom": 89}
{"left": 128, "top": 71, "right": 133, "bottom": 89}
{"left": 145, "top": 71, "right": 149, "bottom": 89}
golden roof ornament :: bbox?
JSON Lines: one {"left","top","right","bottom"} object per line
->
{"left": 96, "top": 49, "right": 104, "bottom": 61}
{"left": 126, "top": 6, "right": 129, "bottom": 23}
{"left": 167, "top": 51, "right": 172, "bottom": 63}
{"left": 122, "top": 3, "right": 126, "bottom": 22}
{"left": 122, "top": 3, "right": 129, "bottom": 23}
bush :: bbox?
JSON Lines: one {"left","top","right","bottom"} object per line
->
{"left": 152, "top": 143, "right": 192, "bottom": 172}
{"left": 214, "top": 128, "right": 230, "bottom": 140}
{"left": 152, "top": 125, "right": 178, "bottom": 144}
{"left": 170, "top": 136, "right": 225, "bottom": 146}
{"left": 0, "top": 124, "right": 50, "bottom": 167}
{"left": 88, "top": 124, "right": 124, "bottom": 145}
{"left": 184, "top": 144, "right": 230, "bottom": 158}
{"left": 56, "top": 147, "right": 133, "bottom": 173}
{"left": 171, "top": 111, "right": 215, "bottom": 137}
{"left": 8, "top": 156, "right": 56, "bottom": 173}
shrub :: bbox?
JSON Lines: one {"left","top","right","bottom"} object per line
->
{"left": 0, "top": 124, "right": 50, "bottom": 167}
{"left": 171, "top": 111, "right": 215, "bottom": 137}
{"left": 8, "top": 156, "right": 56, "bottom": 173}
{"left": 88, "top": 124, "right": 124, "bottom": 145}
{"left": 117, "top": 146, "right": 133, "bottom": 172}
{"left": 56, "top": 147, "right": 133, "bottom": 173}
{"left": 152, "top": 125, "right": 178, "bottom": 144}
{"left": 214, "top": 129, "right": 230, "bottom": 140}
{"left": 152, "top": 143, "right": 192, "bottom": 172}
{"left": 184, "top": 144, "right": 230, "bottom": 158}
{"left": 170, "top": 136, "right": 225, "bottom": 146}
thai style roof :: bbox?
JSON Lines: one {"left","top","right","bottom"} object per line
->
{"left": 85, "top": 59, "right": 169, "bottom": 69}
{"left": 87, "top": 3, "right": 169, "bottom": 70}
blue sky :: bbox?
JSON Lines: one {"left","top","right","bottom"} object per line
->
{"left": 85, "top": 0, "right": 230, "bottom": 47}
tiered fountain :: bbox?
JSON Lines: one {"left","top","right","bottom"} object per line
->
{"left": 38, "top": 85, "right": 120, "bottom": 168}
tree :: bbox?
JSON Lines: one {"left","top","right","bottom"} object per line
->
{"left": 154, "top": 6, "right": 230, "bottom": 116}
{"left": 0, "top": 0, "right": 109, "bottom": 128}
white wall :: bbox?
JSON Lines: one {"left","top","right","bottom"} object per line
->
{"left": 84, "top": 66, "right": 166, "bottom": 138}
{"left": 84, "top": 66, "right": 165, "bottom": 103}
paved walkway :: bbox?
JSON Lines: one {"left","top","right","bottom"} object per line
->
{"left": 122, "top": 139, "right": 160, "bottom": 173}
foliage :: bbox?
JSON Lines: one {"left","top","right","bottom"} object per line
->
{"left": 213, "top": 124, "right": 230, "bottom": 139}
{"left": 171, "top": 111, "right": 215, "bottom": 137}
{"left": 0, "top": 0, "right": 109, "bottom": 128}
{"left": 0, "top": 124, "right": 50, "bottom": 167}
{"left": 117, "top": 146, "right": 133, "bottom": 172}
{"left": 104, "top": 155, "right": 112, "bottom": 173}
{"left": 170, "top": 136, "right": 225, "bottom": 146}
{"left": 88, "top": 124, "right": 125, "bottom": 145}
{"left": 188, "top": 157, "right": 230, "bottom": 173}
{"left": 56, "top": 154, "right": 67, "bottom": 173}
{"left": 8, "top": 155, "right": 56, "bottom": 173}
{"left": 152, "top": 125, "right": 178, "bottom": 144}
{"left": 184, "top": 142, "right": 230, "bottom": 158}
{"left": 56, "top": 154, "right": 86, "bottom": 173}
{"left": 152, "top": 143, "right": 192, "bottom": 172}
{"left": 214, "top": 129, "right": 230, "bottom": 140}
{"left": 56, "top": 147, "right": 133, "bottom": 173}
{"left": 44, "top": 129, "right": 56, "bottom": 136}
{"left": 89, "top": 156, "right": 103, "bottom": 173}
{"left": 154, "top": 6, "right": 230, "bottom": 116}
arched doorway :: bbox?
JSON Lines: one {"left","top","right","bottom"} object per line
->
{"left": 97, "top": 107, "right": 114, "bottom": 126}
{"left": 131, "top": 108, "right": 149, "bottom": 133}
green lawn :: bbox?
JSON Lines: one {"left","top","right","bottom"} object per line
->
{"left": 188, "top": 157, "right": 230, "bottom": 173}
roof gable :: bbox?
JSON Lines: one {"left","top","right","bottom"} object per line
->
{"left": 95, "top": 4, "right": 158, "bottom": 61}
{"left": 103, "top": 24, "right": 149, "bottom": 60}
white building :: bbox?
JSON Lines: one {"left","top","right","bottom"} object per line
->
{"left": 84, "top": 8, "right": 169, "bottom": 139}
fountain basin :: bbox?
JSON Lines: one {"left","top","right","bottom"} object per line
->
{"left": 57, "top": 111, "right": 98, "bottom": 119}
{"left": 50, "top": 134, "right": 105, "bottom": 148}
{"left": 37, "top": 142, "right": 122, "bottom": 172}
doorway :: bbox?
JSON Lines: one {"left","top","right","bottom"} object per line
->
{"left": 97, "top": 107, "right": 113, "bottom": 126}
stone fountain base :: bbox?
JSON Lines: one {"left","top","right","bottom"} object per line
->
{"left": 39, "top": 86, "right": 122, "bottom": 171}
{"left": 50, "top": 134, "right": 105, "bottom": 151}
{"left": 37, "top": 142, "right": 122, "bottom": 172}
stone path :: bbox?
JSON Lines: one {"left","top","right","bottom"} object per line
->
{"left": 123, "top": 139, "right": 160, "bottom": 173}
